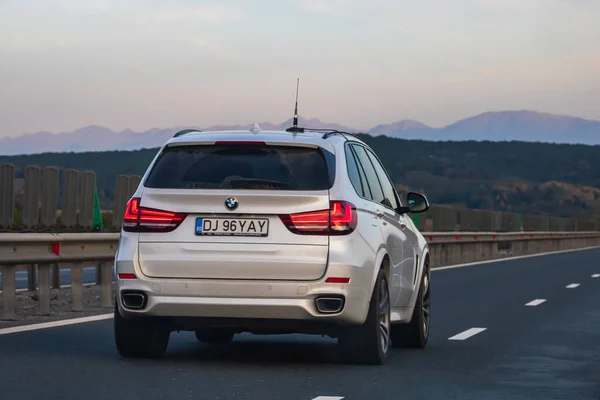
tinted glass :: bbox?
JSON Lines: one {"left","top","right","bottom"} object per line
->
{"left": 365, "top": 148, "right": 399, "bottom": 210}
{"left": 345, "top": 145, "right": 364, "bottom": 197}
{"left": 352, "top": 145, "right": 386, "bottom": 204}
{"left": 145, "top": 144, "right": 335, "bottom": 190}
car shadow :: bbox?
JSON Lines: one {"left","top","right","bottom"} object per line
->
{"left": 161, "top": 333, "right": 345, "bottom": 366}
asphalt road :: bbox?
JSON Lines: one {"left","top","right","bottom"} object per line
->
{"left": 1, "top": 248, "right": 599, "bottom": 400}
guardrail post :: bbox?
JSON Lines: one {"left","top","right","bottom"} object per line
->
{"left": 1, "top": 265, "right": 16, "bottom": 320}
{"left": 96, "top": 264, "right": 102, "bottom": 285}
{"left": 71, "top": 263, "right": 83, "bottom": 311}
{"left": 41, "top": 166, "right": 60, "bottom": 227}
{"left": 62, "top": 169, "right": 79, "bottom": 228}
{"left": 127, "top": 175, "right": 141, "bottom": 198}
{"left": 112, "top": 175, "right": 129, "bottom": 229}
{"left": 100, "top": 262, "right": 113, "bottom": 308}
{"left": 27, "top": 264, "right": 37, "bottom": 291}
{"left": 38, "top": 264, "right": 51, "bottom": 315}
{"left": 0, "top": 164, "right": 15, "bottom": 229}
{"left": 80, "top": 171, "right": 96, "bottom": 229}
{"left": 51, "top": 263, "right": 60, "bottom": 289}
{"left": 22, "top": 166, "right": 41, "bottom": 229}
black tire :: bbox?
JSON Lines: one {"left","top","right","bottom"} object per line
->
{"left": 338, "top": 269, "right": 391, "bottom": 365}
{"left": 114, "top": 306, "right": 170, "bottom": 358}
{"left": 390, "top": 261, "right": 430, "bottom": 349}
{"left": 194, "top": 329, "right": 235, "bottom": 344}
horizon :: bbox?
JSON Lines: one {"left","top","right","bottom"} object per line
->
{"left": 4, "top": 108, "right": 600, "bottom": 139}
{"left": 1, "top": 0, "right": 599, "bottom": 138}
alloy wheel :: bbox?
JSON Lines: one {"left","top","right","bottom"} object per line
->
{"left": 379, "top": 280, "right": 391, "bottom": 354}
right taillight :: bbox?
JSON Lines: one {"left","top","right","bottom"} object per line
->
{"left": 279, "top": 201, "right": 357, "bottom": 235}
{"left": 122, "top": 197, "right": 187, "bottom": 233}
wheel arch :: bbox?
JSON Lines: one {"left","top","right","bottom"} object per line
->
{"left": 408, "top": 246, "right": 430, "bottom": 310}
{"left": 367, "top": 247, "right": 391, "bottom": 299}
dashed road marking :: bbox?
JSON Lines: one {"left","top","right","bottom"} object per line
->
{"left": 312, "top": 397, "right": 344, "bottom": 400}
{"left": 566, "top": 283, "right": 580, "bottom": 289}
{"left": 591, "top": 274, "right": 600, "bottom": 278}
{"left": 448, "top": 327, "right": 487, "bottom": 341}
{"left": 0, "top": 314, "right": 113, "bottom": 336}
{"left": 525, "top": 299, "right": 546, "bottom": 306}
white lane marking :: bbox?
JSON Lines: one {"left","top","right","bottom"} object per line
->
{"left": 312, "top": 397, "right": 344, "bottom": 400}
{"left": 592, "top": 274, "right": 600, "bottom": 278}
{"left": 0, "top": 314, "right": 113, "bottom": 336}
{"left": 525, "top": 299, "right": 546, "bottom": 306}
{"left": 566, "top": 283, "right": 580, "bottom": 289}
{"left": 448, "top": 327, "right": 487, "bottom": 341}
{"left": 432, "top": 245, "right": 600, "bottom": 271}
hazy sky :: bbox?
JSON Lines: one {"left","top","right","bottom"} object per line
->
{"left": 1, "top": 0, "right": 599, "bottom": 137}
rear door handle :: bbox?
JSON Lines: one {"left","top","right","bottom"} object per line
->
{"left": 376, "top": 211, "right": 384, "bottom": 218}
{"left": 400, "top": 222, "right": 407, "bottom": 229}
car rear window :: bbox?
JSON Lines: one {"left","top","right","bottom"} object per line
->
{"left": 144, "top": 144, "right": 335, "bottom": 190}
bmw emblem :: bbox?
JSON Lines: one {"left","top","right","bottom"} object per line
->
{"left": 225, "top": 197, "right": 239, "bottom": 211}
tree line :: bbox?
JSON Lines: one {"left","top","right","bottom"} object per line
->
{"left": 2, "top": 135, "right": 600, "bottom": 218}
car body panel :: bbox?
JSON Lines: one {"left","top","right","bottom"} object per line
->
{"left": 115, "top": 129, "right": 429, "bottom": 328}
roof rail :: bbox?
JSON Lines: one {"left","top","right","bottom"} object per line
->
{"left": 284, "top": 126, "right": 367, "bottom": 142}
{"left": 321, "top": 130, "right": 366, "bottom": 142}
{"left": 284, "top": 126, "right": 340, "bottom": 134}
{"left": 173, "top": 129, "right": 202, "bottom": 138}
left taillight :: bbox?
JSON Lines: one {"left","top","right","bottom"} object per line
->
{"left": 279, "top": 201, "right": 357, "bottom": 235}
{"left": 122, "top": 197, "right": 187, "bottom": 233}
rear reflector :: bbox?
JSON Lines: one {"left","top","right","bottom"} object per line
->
{"left": 325, "top": 277, "right": 351, "bottom": 284}
{"left": 279, "top": 201, "right": 357, "bottom": 235}
{"left": 118, "top": 273, "right": 137, "bottom": 280}
{"left": 122, "top": 197, "right": 187, "bottom": 233}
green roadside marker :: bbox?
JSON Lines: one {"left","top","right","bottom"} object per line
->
{"left": 518, "top": 213, "right": 524, "bottom": 232}
{"left": 92, "top": 186, "right": 103, "bottom": 231}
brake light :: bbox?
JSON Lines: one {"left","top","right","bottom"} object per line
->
{"left": 215, "top": 141, "right": 266, "bottom": 145}
{"left": 122, "top": 197, "right": 187, "bottom": 233}
{"left": 279, "top": 201, "right": 357, "bottom": 235}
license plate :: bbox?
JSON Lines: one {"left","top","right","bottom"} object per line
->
{"left": 195, "top": 217, "right": 269, "bottom": 237}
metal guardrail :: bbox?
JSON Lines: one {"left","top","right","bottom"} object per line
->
{"left": 0, "top": 233, "right": 117, "bottom": 320}
{"left": 1, "top": 231, "right": 600, "bottom": 321}
{"left": 423, "top": 231, "right": 600, "bottom": 243}
{"left": 0, "top": 233, "right": 118, "bottom": 265}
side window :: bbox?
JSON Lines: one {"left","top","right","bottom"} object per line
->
{"left": 365, "top": 148, "right": 400, "bottom": 210}
{"left": 344, "top": 145, "right": 364, "bottom": 197}
{"left": 352, "top": 145, "right": 386, "bottom": 205}
{"left": 352, "top": 146, "right": 373, "bottom": 200}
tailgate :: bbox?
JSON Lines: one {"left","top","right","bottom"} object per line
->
{"left": 132, "top": 141, "right": 336, "bottom": 281}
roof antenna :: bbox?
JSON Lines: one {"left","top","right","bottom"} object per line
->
{"left": 293, "top": 77, "right": 299, "bottom": 127}
{"left": 286, "top": 78, "right": 303, "bottom": 133}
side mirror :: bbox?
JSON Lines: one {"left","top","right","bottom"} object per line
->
{"left": 397, "top": 192, "right": 429, "bottom": 214}
{"left": 407, "top": 192, "right": 429, "bottom": 213}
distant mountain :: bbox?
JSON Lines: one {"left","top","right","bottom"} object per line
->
{"left": 442, "top": 110, "right": 600, "bottom": 143}
{"left": 369, "top": 120, "right": 431, "bottom": 136}
{"left": 1, "top": 110, "right": 599, "bottom": 155}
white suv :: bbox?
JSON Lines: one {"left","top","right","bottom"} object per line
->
{"left": 113, "top": 127, "right": 431, "bottom": 365}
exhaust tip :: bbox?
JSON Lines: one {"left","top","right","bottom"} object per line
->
{"left": 121, "top": 291, "right": 147, "bottom": 310}
{"left": 316, "top": 296, "right": 344, "bottom": 314}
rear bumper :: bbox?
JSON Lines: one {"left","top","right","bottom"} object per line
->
{"left": 115, "top": 262, "right": 373, "bottom": 326}
{"left": 114, "top": 228, "right": 380, "bottom": 329}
